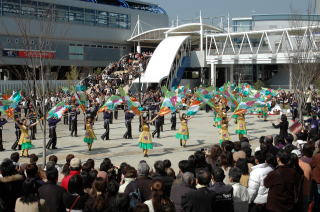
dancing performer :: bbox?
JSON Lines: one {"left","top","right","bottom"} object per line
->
{"left": 46, "top": 116, "right": 60, "bottom": 149}
{"left": 235, "top": 113, "right": 247, "bottom": 140}
{"left": 16, "top": 118, "right": 39, "bottom": 157}
{"left": 84, "top": 117, "right": 96, "bottom": 151}
{"left": 139, "top": 114, "right": 159, "bottom": 157}
{"left": 219, "top": 117, "right": 230, "bottom": 145}
{"left": 63, "top": 106, "right": 69, "bottom": 125}
{"left": 28, "top": 109, "right": 37, "bottom": 140}
{"left": 262, "top": 105, "right": 269, "bottom": 121}
{"left": 70, "top": 106, "right": 80, "bottom": 137}
{"left": 213, "top": 102, "right": 223, "bottom": 128}
{"left": 152, "top": 113, "right": 162, "bottom": 138}
{"left": 171, "top": 111, "right": 177, "bottom": 130}
{"left": 0, "top": 112, "right": 8, "bottom": 151}
{"left": 123, "top": 109, "right": 134, "bottom": 139}
{"left": 176, "top": 111, "right": 191, "bottom": 147}
{"left": 101, "top": 109, "right": 111, "bottom": 140}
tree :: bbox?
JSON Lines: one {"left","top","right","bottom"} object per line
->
{"left": 287, "top": 2, "right": 320, "bottom": 121}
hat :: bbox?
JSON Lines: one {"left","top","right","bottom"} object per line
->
{"left": 291, "top": 149, "right": 302, "bottom": 158}
{"left": 70, "top": 158, "right": 81, "bottom": 168}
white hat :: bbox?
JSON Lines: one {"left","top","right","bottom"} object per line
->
{"left": 70, "top": 158, "right": 81, "bottom": 168}
{"left": 291, "top": 149, "right": 302, "bottom": 158}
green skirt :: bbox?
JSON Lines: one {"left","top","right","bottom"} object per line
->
{"left": 214, "top": 117, "right": 222, "bottom": 122}
{"left": 235, "top": 130, "right": 247, "bottom": 135}
{"left": 21, "top": 142, "right": 33, "bottom": 150}
{"left": 139, "top": 142, "right": 153, "bottom": 150}
{"left": 84, "top": 137, "right": 96, "bottom": 144}
{"left": 176, "top": 133, "right": 189, "bottom": 140}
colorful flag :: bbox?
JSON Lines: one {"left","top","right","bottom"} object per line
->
{"left": 47, "top": 102, "right": 67, "bottom": 119}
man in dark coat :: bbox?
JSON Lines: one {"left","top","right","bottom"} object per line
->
{"left": 0, "top": 112, "right": 8, "bottom": 151}
{"left": 0, "top": 159, "right": 24, "bottom": 212}
{"left": 39, "top": 167, "right": 66, "bottom": 212}
{"left": 152, "top": 160, "right": 174, "bottom": 197}
{"left": 209, "top": 167, "right": 234, "bottom": 212}
{"left": 170, "top": 172, "right": 195, "bottom": 212}
{"left": 272, "top": 114, "right": 289, "bottom": 139}
{"left": 181, "top": 168, "right": 216, "bottom": 212}
{"left": 264, "top": 150, "right": 300, "bottom": 212}
{"left": 124, "top": 161, "right": 152, "bottom": 202}
{"left": 46, "top": 117, "right": 60, "bottom": 149}
{"left": 101, "top": 109, "right": 111, "bottom": 140}
{"left": 123, "top": 109, "right": 134, "bottom": 139}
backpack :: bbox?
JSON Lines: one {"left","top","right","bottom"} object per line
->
{"left": 128, "top": 182, "right": 142, "bottom": 209}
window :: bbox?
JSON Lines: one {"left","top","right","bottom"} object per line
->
{"left": 55, "top": 5, "right": 68, "bottom": 22}
{"left": 15, "top": 39, "right": 18, "bottom": 44}
{"left": 2, "top": 0, "right": 20, "bottom": 16}
{"left": 85, "top": 9, "right": 96, "bottom": 25}
{"left": 37, "top": 2, "right": 53, "bottom": 18}
{"left": 69, "top": 46, "right": 84, "bottom": 60}
{"left": 96, "top": 11, "right": 108, "bottom": 25}
{"left": 109, "top": 12, "right": 119, "bottom": 28}
{"left": 67, "top": 7, "right": 84, "bottom": 24}
{"left": 21, "top": 0, "right": 37, "bottom": 18}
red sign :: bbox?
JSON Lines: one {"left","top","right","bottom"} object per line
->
{"left": 17, "top": 50, "right": 55, "bottom": 59}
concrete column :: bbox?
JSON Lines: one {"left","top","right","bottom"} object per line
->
{"left": 137, "top": 42, "right": 141, "bottom": 53}
{"left": 210, "top": 63, "right": 216, "bottom": 87}
{"left": 230, "top": 64, "right": 234, "bottom": 83}
{"left": 289, "top": 64, "right": 292, "bottom": 90}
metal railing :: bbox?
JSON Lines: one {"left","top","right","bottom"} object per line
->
{"left": 0, "top": 80, "right": 79, "bottom": 94}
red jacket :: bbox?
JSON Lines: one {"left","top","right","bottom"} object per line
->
{"left": 60, "top": 170, "right": 80, "bottom": 191}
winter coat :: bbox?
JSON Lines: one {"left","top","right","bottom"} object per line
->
{"left": 231, "top": 182, "right": 249, "bottom": 212}
{"left": 248, "top": 163, "right": 273, "bottom": 204}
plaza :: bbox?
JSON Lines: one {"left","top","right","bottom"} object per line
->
{"left": 0, "top": 110, "right": 282, "bottom": 171}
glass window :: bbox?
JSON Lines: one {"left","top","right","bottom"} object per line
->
{"left": 55, "top": 5, "right": 68, "bottom": 22}
{"left": 85, "top": 9, "right": 96, "bottom": 25}
{"left": 2, "top": 0, "right": 20, "bottom": 16}
{"left": 37, "top": 2, "right": 53, "bottom": 18}
{"left": 109, "top": 12, "right": 119, "bottom": 28}
{"left": 96, "top": 11, "right": 108, "bottom": 26}
{"left": 68, "top": 7, "right": 84, "bottom": 24}
{"left": 21, "top": 0, "right": 37, "bottom": 18}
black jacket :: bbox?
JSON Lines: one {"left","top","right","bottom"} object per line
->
{"left": 209, "top": 182, "right": 234, "bottom": 212}
{"left": 38, "top": 181, "right": 67, "bottom": 212}
{"left": 181, "top": 187, "right": 216, "bottom": 212}
{"left": 0, "top": 174, "right": 24, "bottom": 212}
{"left": 170, "top": 183, "right": 195, "bottom": 212}
{"left": 272, "top": 121, "right": 289, "bottom": 139}
{"left": 152, "top": 173, "right": 174, "bottom": 197}
{"left": 124, "top": 176, "right": 152, "bottom": 202}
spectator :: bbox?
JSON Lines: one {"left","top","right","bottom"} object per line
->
{"left": 39, "top": 167, "right": 66, "bottom": 212}
{"left": 62, "top": 154, "right": 75, "bottom": 176}
{"left": 152, "top": 161, "right": 174, "bottom": 197}
{"left": 173, "top": 160, "right": 193, "bottom": 185}
{"left": 29, "top": 154, "right": 38, "bottom": 165}
{"left": 108, "top": 193, "right": 130, "bottom": 212}
{"left": 0, "top": 158, "right": 24, "bottom": 212}
{"left": 125, "top": 162, "right": 152, "bottom": 202}
{"left": 119, "top": 166, "right": 137, "bottom": 193}
{"left": 206, "top": 144, "right": 222, "bottom": 169}
{"left": 63, "top": 174, "right": 89, "bottom": 211}
{"left": 248, "top": 150, "right": 273, "bottom": 212}
{"left": 181, "top": 168, "right": 216, "bottom": 212}
{"left": 209, "top": 167, "right": 234, "bottom": 212}
{"left": 10, "top": 152, "right": 20, "bottom": 168}
{"left": 264, "top": 150, "right": 300, "bottom": 212}
{"left": 229, "top": 167, "right": 249, "bottom": 212}
{"left": 310, "top": 150, "right": 320, "bottom": 212}
{"left": 48, "top": 155, "right": 60, "bottom": 172}
{"left": 15, "top": 178, "right": 47, "bottom": 212}
{"left": 25, "top": 163, "right": 44, "bottom": 190}
{"left": 84, "top": 177, "right": 108, "bottom": 212}
{"left": 217, "top": 152, "right": 233, "bottom": 184}
{"left": 235, "top": 158, "right": 249, "bottom": 188}
{"left": 272, "top": 114, "right": 289, "bottom": 139}
{"left": 61, "top": 158, "right": 81, "bottom": 191}
{"left": 170, "top": 172, "right": 195, "bottom": 212}
{"left": 144, "top": 180, "right": 174, "bottom": 212}
{"left": 301, "top": 142, "right": 315, "bottom": 165}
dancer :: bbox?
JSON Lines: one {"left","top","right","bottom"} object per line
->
{"left": 262, "top": 105, "right": 269, "bottom": 121}
{"left": 123, "top": 109, "right": 134, "bottom": 139}
{"left": 28, "top": 108, "right": 37, "bottom": 140}
{"left": 219, "top": 117, "right": 230, "bottom": 145}
{"left": 84, "top": 117, "right": 96, "bottom": 151}
{"left": 12, "top": 117, "right": 22, "bottom": 150}
{"left": 15, "top": 118, "right": 39, "bottom": 157}
{"left": 176, "top": 111, "right": 191, "bottom": 147}
{"left": 235, "top": 113, "right": 247, "bottom": 140}
{"left": 170, "top": 111, "right": 177, "bottom": 130}
{"left": 101, "top": 109, "right": 111, "bottom": 140}
{"left": 0, "top": 112, "right": 8, "bottom": 151}
{"left": 139, "top": 114, "right": 159, "bottom": 157}
{"left": 46, "top": 116, "right": 60, "bottom": 149}
{"left": 70, "top": 106, "right": 80, "bottom": 137}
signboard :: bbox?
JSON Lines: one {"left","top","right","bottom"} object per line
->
{"left": 2, "top": 49, "right": 55, "bottom": 59}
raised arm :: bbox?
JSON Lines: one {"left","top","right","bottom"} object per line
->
{"left": 29, "top": 120, "right": 39, "bottom": 128}
{"left": 149, "top": 114, "right": 160, "bottom": 123}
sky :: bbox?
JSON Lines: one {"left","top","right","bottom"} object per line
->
{"left": 143, "top": 0, "right": 313, "bottom": 22}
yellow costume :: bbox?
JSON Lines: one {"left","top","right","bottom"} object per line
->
{"left": 219, "top": 123, "right": 230, "bottom": 144}
{"left": 84, "top": 123, "right": 96, "bottom": 144}
{"left": 176, "top": 120, "right": 189, "bottom": 140}
{"left": 236, "top": 114, "right": 247, "bottom": 136}
{"left": 18, "top": 125, "right": 33, "bottom": 150}
{"left": 139, "top": 124, "right": 153, "bottom": 149}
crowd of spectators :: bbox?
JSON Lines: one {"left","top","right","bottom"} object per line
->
{"left": 1, "top": 131, "right": 320, "bottom": 212}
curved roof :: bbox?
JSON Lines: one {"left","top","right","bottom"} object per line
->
{"left": 128, "top": 23, "right": 224, "bottom": 43}
{"left": 127, "top": 27, "right": 170, "bottom": 43}
{"left": 166, "top": 23, "right": 224, "bottom": 34}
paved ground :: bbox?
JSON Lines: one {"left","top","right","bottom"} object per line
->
{"left": 0, "top": 110, "right": 285, "bottom": 172}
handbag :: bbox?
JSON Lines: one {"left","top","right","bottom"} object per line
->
{"left": 68, "top": 195, "right": 80, "bottom": 212}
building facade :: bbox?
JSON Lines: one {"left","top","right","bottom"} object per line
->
{"left": 0, "top": 0, "right": 168, "bottom": 80}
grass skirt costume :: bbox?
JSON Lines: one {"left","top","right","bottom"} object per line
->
{"left": 176, "top": 120, "right": 189, "bottom": 140}
{"left": 84, "top": 123, "right": 97, "bottom": 144}
{"left": 139, "top": 124, "right": 153, "bottom": 149}
{"left": 235, "top": 116, "right": 247, "bottom": 135}
{"left": 18, "top": 126, "right": 33, "bottom": 150}
{"left": 219, "top": 124, "right": 230, "bottom": 144}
